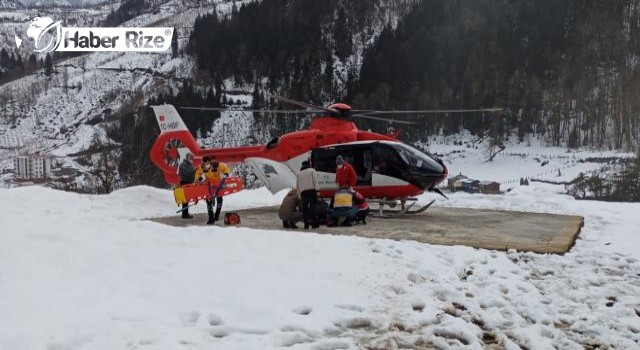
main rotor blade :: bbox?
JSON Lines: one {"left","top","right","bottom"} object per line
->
{"left": 180, "top": 106, "right": 325, "bottom": 114}
{"left": 351, "top": 113, "right": 417, "bottom": 125}
{"left": 354, "top": 108, "right": 503, "bottom": 115}
{"left": 270, "top": 95, "right": 331, "bottom": 112}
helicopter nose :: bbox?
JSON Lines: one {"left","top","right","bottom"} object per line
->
{"left": 426, "top": 159, "right": 447, "bottom": 190}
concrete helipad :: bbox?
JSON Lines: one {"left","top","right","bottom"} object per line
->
{"left": 149, "top": 206, "right": 584, "bottom": 254}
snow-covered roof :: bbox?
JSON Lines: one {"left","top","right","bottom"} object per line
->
{"left": 478, "top": 181, "right": 499, "bottom": 185}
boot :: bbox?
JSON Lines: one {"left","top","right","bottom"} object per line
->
{"left": 214, "top": 208, "right": 221, "bottom": 222}
{"left": 207, "top": 210, "right": 215, "bottom": 225}
{"left": 182, "top": 209, "right": 193, "bottom": 219}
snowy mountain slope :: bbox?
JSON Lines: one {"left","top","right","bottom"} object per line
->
{"left": 0, "top": 0, "right": 24, "bottom": 9}
{"left": 20, "top": 0, "right": 107, "bottom": 6}
{"left": 1, "top": 0, "right": 117, "bottom": 8}
{"left": 1, "top": 184, "right": 639, "bottom": 349}
{"left": 0, "top": 0, "right": 250, "bottom": 158}
{"left": 0, "top": 4, "right": 119, "bottom": 53}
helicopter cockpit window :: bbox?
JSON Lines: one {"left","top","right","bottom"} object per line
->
{"left": 372, "top": 144, "right": 402, "bottom": 179}
{"left": 369, "top": 143, "right": 445, "bottom": 189}
{"left": 393, "top": 144, "right": 443, "bottom": 173}
{"left": 396, "top": 145, "right": 442, "bottom": 169}
{"left": 357, "top": 150, "right": 373, "bottom": 186}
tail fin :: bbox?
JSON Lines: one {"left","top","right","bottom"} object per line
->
{"left": 149, "top": 104, "right": 201, "bottom": 185}
{"left": 151, "top": 104, "right": 189, "bottom": 133}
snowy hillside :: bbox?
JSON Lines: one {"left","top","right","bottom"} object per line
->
{"left": 0, "top": 0, "right": 420, "bottom": 188}
{"left": 0, "top": 0, "right": 24, "bottom": 9}
{"left": 0, "top": 0, "right": 253, "bottom": 173}
{"left": 0, "top": 0, "right": 119, "bottom": 8}
{"left": 18, "top": 0, "right": 108, "bottom": 6}
{"left": 1, "top": 183, "right": 639, "bottom": 349}
{"left": 0, "top": 3, "right": 119, "bottom": 52}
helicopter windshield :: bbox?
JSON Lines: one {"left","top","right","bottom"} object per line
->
{"left": 393, "top": 144, "right": 443, "bottom": 174}
{"left": 311, "top": 142, "right": 445, "bottom": 191}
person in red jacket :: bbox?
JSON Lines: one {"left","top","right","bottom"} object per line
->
{"left": 354, "top": 190, "right": 369, "bottom": 225}
{"left": 335, "top": 155, "right": 357, "bottom": 188}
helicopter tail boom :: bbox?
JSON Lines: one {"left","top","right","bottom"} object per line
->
{"left": 149, "top": 104, "right": 268, "bottom": 184}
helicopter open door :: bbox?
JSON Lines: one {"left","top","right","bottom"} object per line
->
{"left": 245, "top": 157, "right": 297, "bottom": 194}
{"left": 311, "top": 143, "right": 374, "bottom": 186}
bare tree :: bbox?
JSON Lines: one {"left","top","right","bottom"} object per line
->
{"left": 485, "top": 117, "right": 505, "bottom": 162}
{"left": 62, "top": 65, "right": 69, "bottom": 96}
{"left": 89, "top": 151, "right": 117, "bottom": 194}
{"left": 86, "top": 133, "right": 118, "bottom": 194}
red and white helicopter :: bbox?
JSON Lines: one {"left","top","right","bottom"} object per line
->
{"left": 149, "top": 96, "right": 501, "bottom": 214}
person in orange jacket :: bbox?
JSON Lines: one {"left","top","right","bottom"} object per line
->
{"left": 335, "top": 155, "right": 357, "bottom": 188}
{"left": 195, "top": 156, "right": 231, "bottom": 224}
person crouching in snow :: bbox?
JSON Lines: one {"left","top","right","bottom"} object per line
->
{"left": 195, "top": 156, "right": 231, "bottom": 224}
{"left": 335, "top": 155, "right": 357, "bottom": 189}
{"left": 178, "top": 152, "right": 196, "bottom": 219}
{"left": 328, "top": 187, "right": 359, "bottom": 227}
{"left": 279, "top": 188, "right": 303, "bottom": 228}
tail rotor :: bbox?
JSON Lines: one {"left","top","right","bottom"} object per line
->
{"left": 149, "top": 105, "right": 202, "bottom": 184}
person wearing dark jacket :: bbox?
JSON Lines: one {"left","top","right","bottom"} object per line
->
{"left": 278, "top": 189, "right": 303, "bottom": 228}
{"left": 296, "top": 160, "right": 320, "bottom": 229}
{"left": 353, "top": 190, "right": 369, "bottom": 224}
{"left": 178, "top": 152, "right": 196, "bottom": 219}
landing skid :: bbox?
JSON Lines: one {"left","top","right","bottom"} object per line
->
{"left": 371, "top": 198, "right": 437, "bottom": 218}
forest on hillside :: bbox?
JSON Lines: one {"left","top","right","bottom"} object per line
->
{"left": 185, "top": 0, "right": 640, "bottom": 149}
{"left": 188, "top": 0, "right": 416, "bottom": 103}
{"left": 105, "top": 0, "right": 640, "bottom": 191}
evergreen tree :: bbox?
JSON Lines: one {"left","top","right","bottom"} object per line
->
{"left": 333, "top": 7, "right": 352, "bottom": 60}
{"left": 172, "top": 28, "right": 179, "bottom": 58}
{"left": 44, "top": 54, "right": 53, "bottom": 77}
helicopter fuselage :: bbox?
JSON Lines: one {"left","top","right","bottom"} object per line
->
{"left": 149, "top": 105, "right": 447, "bottom": 200}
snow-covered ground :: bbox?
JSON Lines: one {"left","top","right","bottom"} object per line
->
{"left": 1, "top": 183, "right": 639, "bottom": 350}
{"left": 427, "top": 133, "right": 635, "bottom": 189}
